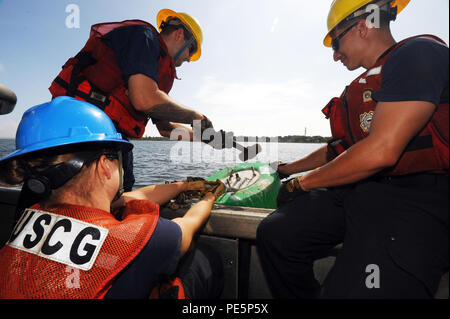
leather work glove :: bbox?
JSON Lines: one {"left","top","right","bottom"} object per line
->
{"left": 185, "top": 179, "right": 225, "bottom": 199}
{"left": 200, "top": 128, "right": 234, "bottom": 150}
{"left": 197, "top": 115, "right": 214, "bottom": 142}
{"left": 200, "top": 115, "right": 214, "bottom": 131}
{"left": 186, "top": 180, "right": 208, "bottom": 192}
{"left": 275, "top": 162, "right": 290, "bottom": 180}
{"left": 191, "top": 115, "right": 213, "bottom": 142}
{"left": 195, "top": 115, "right": 215, "bottom": 144}
{"left": 205, "top": 179, "right": 225, "bottom": 200}
{"left": 196, "top": 115, "right": 233, "bottom": 150}
{"left": 193, "top": 115, "right": 235, "bottom": 150}
{"left": 208, "top": 130, "right": 234, "bottom": 150}
{"left": 276, "top": 177, "right": 309, "bottom": 208}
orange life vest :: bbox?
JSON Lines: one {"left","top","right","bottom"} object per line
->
{"left": 0, "top": 199, "right": 159, "bottom": 299}
{"left": 322, "top": 35, "right": 449, "bottom": 176}
{"left": 49, "top": 20, "right": 177, "bottom": 138}
{"left": 149, "top": 276, "right": 187, "bottom": 299}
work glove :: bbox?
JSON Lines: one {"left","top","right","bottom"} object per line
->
{"left": 185, "top": 180, "right": 208, "bottom": 192}
{"left": 200, "top": 115, "right": 214, "bottom": 132}
{"left": 275, "top": 162, "right": 290, "bottom": 180}
{"left": 204, "top": 179, "right": 225, "bottom": 200}
{"left": 276, "top": 177, "right": 309, "bottom": 208}
{"left": 208, "top": 130, "right": 234, "bottom": 150}
{"left": 191, "top": 115, "right": 213, "bottom": 142}
{"left": 185, "top": 179, "right": 225, "bottom": 199}
{"left": 202, "top": 128, "right": 234, "bottom": 150}
{"left": 193, "top": 115, "right": 214, "bottom": 143}
{"left": 195, "top": 115, "right": 233, "bottom": 150}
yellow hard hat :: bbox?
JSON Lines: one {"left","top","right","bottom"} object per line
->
{"left": 157, "top": 9, "right": 203, "bottom": 61}
{"left": 323, "top": 0, "right": 410, "bottom": 47}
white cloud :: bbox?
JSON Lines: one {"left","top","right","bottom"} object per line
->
{"left": 0, "top": 63, "right": 5, "bottom": 73}
{"left": 270, "top": 17, "right": 279, "bottom": 33}
{"left": 195, "top": 76, "right": 313, "bottom": 111}
{"left": 193, "top": 76, "right": 331, "bottom": 137}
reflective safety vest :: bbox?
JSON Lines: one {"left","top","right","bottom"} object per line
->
{"left": 49, "top": 20, "right": 177, "bottom": 138}
{"left": 0, "top": 200, "right": 159, "bottom": 299}
{"left": 322, "top": 35, "right": 449, "bottom": 176}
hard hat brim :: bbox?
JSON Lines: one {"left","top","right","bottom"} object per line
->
{"left": 0, "top": 97, "right": 133, "bottom": 164}
{"left": 323, "top": 0, "right": 410, "bottom": 47}
{"left": 0, "top": 137, "right": 133, "bottom": 165}
{"left": 157, "top": 8, "right": 202, "bottom": 61}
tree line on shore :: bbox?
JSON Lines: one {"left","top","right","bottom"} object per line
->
{"left": 135, "top": 135, "right": 331, "bottom": 143}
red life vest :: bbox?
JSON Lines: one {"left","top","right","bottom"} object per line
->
{"left": 322, "top": 35, "right": 449, "bottom": 176}
{"left": 0, "top": 199, "right": 159, "bottom": 299}
{"left": 49, "top": 20, "right": 177, "bottom": 138}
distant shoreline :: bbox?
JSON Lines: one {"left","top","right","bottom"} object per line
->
{"left": 1, "top": 136, "right": 331, "bottom": 144}
{"left": 134, "top": 135, "right": 331, "bottom": 144}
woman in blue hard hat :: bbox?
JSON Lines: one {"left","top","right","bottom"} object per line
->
{"left": 0, "top": 96, "right": 224, "bottom": 299}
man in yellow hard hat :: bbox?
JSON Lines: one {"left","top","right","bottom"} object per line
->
{"left": 258, "top": 0, "right": 448, "bottom": 298}
{"left": 49, "top": 9, "right": 219, "bottom": 191}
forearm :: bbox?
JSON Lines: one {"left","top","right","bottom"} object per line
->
{"left": 300, "top": 136, "right": 392, "bottom": 190}
{"left": 300, "top": 100, "right": 437, "bottom": 190}
{"left": 177, "top": 193, "right": 215, "bottom": 230}
{"left": 128, "top": 181, "right": 188, "bottom": 205}
{"left": 173, "top": 193, "right": 215, "bottom": 255}
{"left": 147, "top": 99, "right": 203, "bottom": 125}
{"left": 128, "top": 74, "right": 203, "bottom": 124}
{"left": 283, "top": 145, "right": 329, "bottom": 175}
{"left": 156, "top": 121, "right": 194, "bottom": 141}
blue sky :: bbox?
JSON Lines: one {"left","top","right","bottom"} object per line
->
{"left": 0, "top": 0, "right": 448, "bottom": 138}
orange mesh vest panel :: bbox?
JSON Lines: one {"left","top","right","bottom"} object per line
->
{"left": 322, "top": 35, "right": 449, "bottom": 176}
{"left": 0, "top": 199, "right": 159, "bottom": 299}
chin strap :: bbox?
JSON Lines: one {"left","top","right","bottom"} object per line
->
{"left": 22, "top": 150, "right": 125, "bottom": 201}
{"left": 22, "top": 152, "right": 88, "bottom": 199}
{"left": 112, "top": 151, "right": 124, "bottom": 202}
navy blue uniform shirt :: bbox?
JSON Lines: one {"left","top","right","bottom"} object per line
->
{"left": 102, "top": 24, "right": 161, "bottom": 86}
{"left": 373, "top": 37, "right": 449, "bottom": 105}
{"left": 105, "top": 217, "right": 182, "bottom": 298}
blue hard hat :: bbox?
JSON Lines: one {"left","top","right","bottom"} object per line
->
{"left": 0, "top": 96, "right": 133, "bottom": 163}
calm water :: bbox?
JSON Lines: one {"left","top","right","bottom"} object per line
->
{"left": 0, "top": 139, "right": 323, "bottom": 188}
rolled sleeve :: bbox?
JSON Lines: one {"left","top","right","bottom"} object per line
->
{"left": 373, "top": 38, "right": 449, "bottom": 106}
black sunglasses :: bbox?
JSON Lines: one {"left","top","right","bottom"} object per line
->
{"left": 331, "top": 22, "right": 358, "bottom": 52}
{"left": 189, "top": 38, "right": 197, "bottom": 56}
{"left": 183, "top": 31, "right": 197, "bottom": 57}
{"left": 83, "top": 150, "right": 121, "bottom": 168}
{"left": 179, "top": 25, "right": 197, "bottom": 57}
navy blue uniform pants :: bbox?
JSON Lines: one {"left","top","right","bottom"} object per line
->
{"left": 257, "top": 174, "right": 448, "bottom": 299}
{"left": 105, "top": 241, "right": 224, "bottom": 299}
